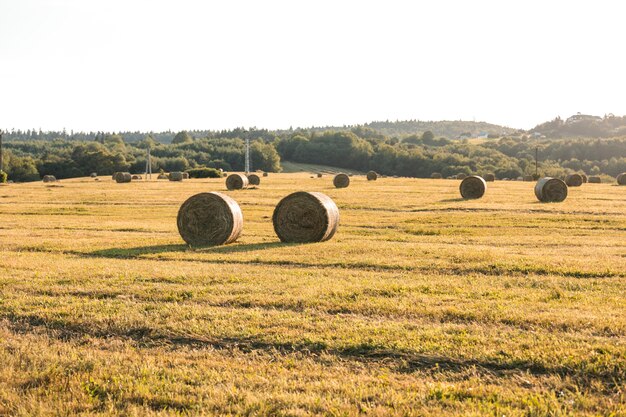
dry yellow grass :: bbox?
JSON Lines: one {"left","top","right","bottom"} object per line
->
{"left": 0, "top": 174, "right": 625, "bottom": 416}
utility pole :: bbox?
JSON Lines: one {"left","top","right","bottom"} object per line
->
{"left": 244, "top": 137, "right": 250, "bottom": 174}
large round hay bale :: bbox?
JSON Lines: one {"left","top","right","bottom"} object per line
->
{"left": 157, "top": 174, "right": 168, "bottom": 180}
{"left": 333, "top": 173, "right": 350, "bottom": 188}
{"left": 177, "top": 192, "right": 243, "bottom": 246}
{"left": 581, "top": 174, "right": 588, "bottom": 183}
{"left": 169, "top": 172, "right": 184, "bottom": 182}
{"left": 460, "top": 175, "right": 487, "bottom": 199}
{"left": 565, "top": 174, "right": 583, "bottom": 187}
{"left": 226, "top": 173, "right": 248, "bottom": 190}
{"left": 431, "top": 172, "right": 442, "bottom": 179}
{"left": 42, "top": 175, "right": 57, "bottom": 183}
{"left": 112, "top": 172, "right": 120, "bottom": 180}
{"left": 457, "top": 173, "right": 467, "bottom": 180}
{"left": 366, "top": 171, "right": 378, "bottom": 181}
{"left": 523, "top": 175, "right": 534, "bottom": 182}
{"left": 616, "top": 173, "right": 626, "bottom": 185}
{"left": 247, "top": 174, "right": 261, "bottom": 186}
{"left": 535, "top": 177, "right": 568, "bottom": 202}
{"left": 272, "top": 192, "right": 339, "bottom": 243}
{"left": 115, "top": 172, "right": 132, "bottom": 183}
{"left": 182, "top": 172, "right": 190, "bottom": 179}
{"left": 484, "top": 173, "right": 495, "bottom": 182}
{"left": 588, "top": 176, "right": 602, "bottom": 184}
{"left": 131, "top": 175, "right": 142, "bottom": 180}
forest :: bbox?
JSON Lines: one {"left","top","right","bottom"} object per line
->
{"left": 2, "top": 117, "right": 626, "bottom": 182}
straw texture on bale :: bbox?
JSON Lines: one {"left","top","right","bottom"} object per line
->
{"left": 535, "top": 177, "right": 568, "bottom": 202}
{"left": 42, "top": 175, "right": 57, "bottom": 183}
{"left": 588, "top": 176, "right": 602, "bottom": 184}
{"left": 484, "top": 173, "right": 495, "bottom": 182}
{"left": 565, "top": 174, "right": 583, "bottom": 187}
{"left": 431, "top": 172, "right": 442, "bottom": 179}
{"left": 177, "top": 192, "right": 243, "bottom": 246}
{"left": 460, "top": 175, "right": 487, "bottom": 199}
{"left": 333, "top": 173, "right": 350, "bottom": 188}
{"left": 157, "top": 174, "right": 168, "bottom": 180}
{"left": 115, "top": 172, "right": 132, "bottom": 183}
{"left": 457, "top": 173, "right": 467, "bottom": 180}
{"left": 183, "top": 172, "right": 189, "bottom": 179}
{"left": 366, "top": 171, "right": 378, "bottom": 181}
{"left": 247, "top": 174, "right": 261, "bottom": 186}
{"left": 169, "top": 172, "right": 184, "bottom": 181}
{"left": 272, "top": 191, "right": 339, "bottom": 243}
{"left": 617, "top": 173, "right": 626, "bottom": 185}
{"left": 226, "top": 173, "right": 249, "bottom": 190}
{"left": 131, "top": 175, "right": 142, "bottom": 180}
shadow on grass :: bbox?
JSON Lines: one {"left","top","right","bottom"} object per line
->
{"left": 5, "top": 311, "right": 619, "bottom": 390}
{"left": 438, "top": 197, "right": 466, "bottom": 203}
{"left": 87, "top": 241, "right": 298, "bottom": 258}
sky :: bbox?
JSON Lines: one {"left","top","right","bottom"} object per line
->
{"left": 1, "top": 0, "right": 625, "bottom": 132}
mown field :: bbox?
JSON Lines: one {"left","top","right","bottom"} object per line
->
{"left": 0, "top": 174, "right": 624, "bottom": 416}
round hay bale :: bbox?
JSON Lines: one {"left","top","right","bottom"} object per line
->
{"left": 262, "top": 172, "right": 268, "bottom": 177}
{"left": 112, "top": 172, "right": 120, "bottom": 180}
{"left": 457, "top": 173, "right": 467, "bottom": 180}
{"left": 42, "top": 175, "right": 57, "bottom": 183}
{"left": 182, "top": 172, "right": 190, "bottom": 179}
{"left": 333, "top": 173, "right": 350, "bottom": 188}
{"left": 588, "top": 176, "right": 602, "bottom": 184}
{"left": 131, "top": 175, "right": 142, "bottom": 180}
{"left": 617, "top": 173, "right": 626, "bottom": 185}
{"left": 523, "top": 175, "right": 534, "bottom": 182}
{"left": 535, "top": 177, "right": 568, "bottom": 202}
{"left": 177, "top": 192, "right": 243, "bottom": 246}
{"left": 565, "top": 174, "right": 583, "bottom": 187}
{"left": 115, "top": 172, "right": 132, "bottom": 183}
{"left": 484, "top": 173, "right": 495, "bottom": 182}
{"left": 317, "top": 173, "right": 323, "bottom": 178}
{"left": 272, "top": 191, "right": 339, "bottom": 243}
{"left": 157, "top": 174, "right": 168, "bottom": 180}
{"left": 169, "top": 172, "right": 184, "bottom": 182}
{"left": 431, "top": 172, "right": 442, "bottom": 179}
{"left": 226, "top": 173, "right": 248, "bottom": 190}
{"left": 581, "top": 174, "right": 588, "bottom": 183}
{"left": 90, "top": 172, "right": 97, "bottom": 178}
{"left": 366, "top": 171, "right": 378, "bottom": 181}
{"left": 460, "top": 175, "right": 487, "bottom": 199}
{"left": 247, "top": 174, "right": 261, "bottom": 186}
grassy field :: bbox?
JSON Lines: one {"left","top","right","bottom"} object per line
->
{"left": 0, "top": 174, "right": 624, "bottom": 416}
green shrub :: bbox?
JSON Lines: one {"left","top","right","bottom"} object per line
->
{"left": 0, "top": 170, "right": 6, "bottom": 183}
{"left": 187, "top": 167, "right": 222, "bottom": 179}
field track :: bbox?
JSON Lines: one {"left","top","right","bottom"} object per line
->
{"left": 0, "top": 174, "right": 625, "bottom": 416}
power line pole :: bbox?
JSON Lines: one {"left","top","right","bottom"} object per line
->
{"left": 244, "top": 137, "right": 250, "bottom": 174}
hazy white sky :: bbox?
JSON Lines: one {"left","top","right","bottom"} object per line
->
{"left": 1, "top": 0, "right": 625, "bottom": 132}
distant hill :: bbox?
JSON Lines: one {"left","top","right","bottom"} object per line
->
{"left": 530, "top": 113, "right": 626, "bottom": 138}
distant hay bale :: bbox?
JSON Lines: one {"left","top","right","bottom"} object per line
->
{"left": 226, "top": 173, "right": 248, "bottom": 190}
{"left": 272, "top": 191, "right": 339, "bottom": 243}
{"left": 535, "top": 177, "right": 568, "bottom": 202}
{"left": 460, "top": 175, "right": 487, "bottom": 199}
{"left": 617, "top": 173, "right": 626, "bottom": 185}
{"left": 581, "top": 174, "right": 588, "bottom": 183}
{"left": 183, "top": 172, "right": 190, "bottom": 179}
{"left": 502, "top": 178, "right": 510, "bottom": 181}
{"left": 523, "top": 175, "right": 534, "bottom": 182}
{"left": 588, "top": 176, "right": 602, "bottom": 184}
{"left": 177, "top": 192, "right": 243, "bottom": 246}
{"left": 457, "top": 173, "right": 467, "bottom": 180}
{"left": 112, "top": 172, "right": 120, "bottom": 180}
{"left": 484, "top": 173, "right": 495, "bottom": 182}
{"left": 565, "top": 174, "right": 583, "bottom": 187}
{"left": 42, "top": 175, "right": 57, "bottom": 183}
{"left": 90, "top": 172, "right": 97, "bottom": 178}
{"left": 333, "top": 173, "right": 350, "bottom": 188}
{"left": 263, "top": 172, "right": 268, "bottom": 177}
{"left": 431, "top": 172, "right": 442, "bottom": 179}
{"left": 169, "top": 172, "right": 184, "bottom": 181}
{"left": 157, "top": 174, "right": 168, "bottom": 180}
{"left": 131, "top": 175, "right": 142, "bottom": 180}
{"left": 366, "top": 171, "right": 378, "bottom": 181}
{"left": 317, "top": 173, "right": 323, "bottom": 178}
{"left": 115, "top": 172, "right": 132, "bottom": 183}
{"left": 247, "top": 174, "right": 261, "bottom": 186}
{"left": 516, "top": 176, "right": 524, "bottom": 181}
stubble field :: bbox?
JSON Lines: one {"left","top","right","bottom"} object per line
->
{"left": 0, "top": 174, "right": 624, "bottom": 416}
